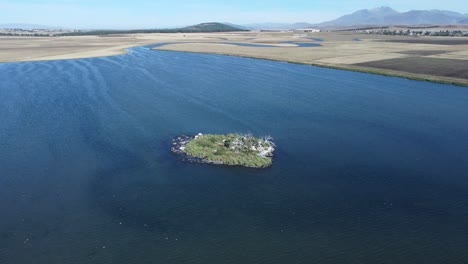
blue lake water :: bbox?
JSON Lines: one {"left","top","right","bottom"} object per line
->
{"left": 307, "top": 37, "right": 324, "bottom": 42}
{"left": 152, "top": 42, "right": 321, "bottom": 49}
{"left": 1, "top": 46, "right": 468, "bottom": 264}
{"left": 221, "top": 42, "right": 321, "bottom": 48}
{"left": 220, "top": 42, "right": 281, "bottom": 47}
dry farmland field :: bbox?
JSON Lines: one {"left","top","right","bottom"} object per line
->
{"left": 356, "top": 57, "right": 468, "bottom": 79}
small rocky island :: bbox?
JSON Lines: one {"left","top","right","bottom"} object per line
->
{"left": 172, "top": 133, "right": 275, "bottom": 168}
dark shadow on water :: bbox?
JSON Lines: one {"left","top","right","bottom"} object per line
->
{"left": 143, "top": 42, "right": 321, "bottom": 50}
{"left": 222, "top": 42, "right": 321, "bottom": 48}
{"left": 306, "top": 37, "right": 324, "bottom": 42}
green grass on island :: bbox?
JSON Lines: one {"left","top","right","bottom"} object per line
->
{"left": 184, "top": 133, "right": 275, "bottom": 168}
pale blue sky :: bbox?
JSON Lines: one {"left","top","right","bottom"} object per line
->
{"left": 0, "top": 0, "right": 466, "bottom": 29}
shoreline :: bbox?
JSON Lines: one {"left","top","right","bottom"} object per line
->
{"left": 154, "top": 47, "right": 468, "bottom": 87}
{"left": 0, "top": 43, "right": 146, "bottom": 63}
{"left": 3, "top": 42, "right": 466, "bottom": 87}
{"left": 0, "top": 49, "right": 129, "bottom": 63}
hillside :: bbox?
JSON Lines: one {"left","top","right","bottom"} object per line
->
{"left": 58, "top": 22, "right": 247, "bottom": 36}
{"left": 317, "top": 7, "right": 468, "bottom": 27}
{"left": 181, "top": 22, "right": 244, "bottom": 32}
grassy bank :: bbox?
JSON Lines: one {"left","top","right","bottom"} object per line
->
{"left": 184, "top": 134, "right": 275, "bottom": 168}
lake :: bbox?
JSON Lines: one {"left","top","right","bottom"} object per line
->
{"left": 1, "top": 46, "right": 468, "bottom": 264}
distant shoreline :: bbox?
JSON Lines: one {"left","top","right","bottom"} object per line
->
{"left": 154, "top": 47, "right": 468, "bottom": 87}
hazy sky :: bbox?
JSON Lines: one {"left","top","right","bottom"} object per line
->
{"left": 0, "top": 0, "right": 466, "bottom": 29}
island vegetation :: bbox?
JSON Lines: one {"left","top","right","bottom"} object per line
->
{"left": 172, "top": 133, "right": 275, "bottom": 168}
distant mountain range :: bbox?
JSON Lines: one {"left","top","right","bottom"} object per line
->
{"left": 3, "top": 7, "right": 468, "bottom": 32}
{"left": 316, "top": 7, "right": 468, "bottom": 27}
{"left": 233, "top": 7, "right": 468, "bottom": 30}
{"left": 0, "top": 23, "right": 63, "bottom": 30}
{"left": 242, "top": 7, "right": 468, "bottom": 30}
{"left": 240, "top": 22, "right": 315, "bottom": 30}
